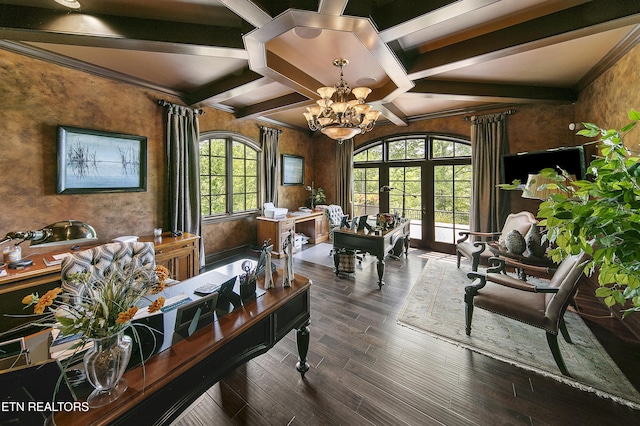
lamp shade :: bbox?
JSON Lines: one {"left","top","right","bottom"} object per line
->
{"left": 30, "top": 220, "right": 98, "bottom": 247}
{"left": 321, "top": 126, "right": 361, "bottom": 141}
{"left": 522, "top": 174, "right": 575, "bottom": 200}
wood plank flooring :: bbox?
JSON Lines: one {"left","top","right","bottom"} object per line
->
{"left": 171, "top": 248, "right": 639, "bottom": 425}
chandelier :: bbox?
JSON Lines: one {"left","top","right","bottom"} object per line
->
{"left": 303, "top": 58, "right": 381, "bottom": 143}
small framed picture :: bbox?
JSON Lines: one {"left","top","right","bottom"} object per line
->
{"left": 57, "top": 125, "right": 147, "bottom": 194}
{"left": 281, "top": 154, "right": 304, "bottom": 186}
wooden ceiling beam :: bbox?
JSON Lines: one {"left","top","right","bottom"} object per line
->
{"left": 0, "top": 4, "right": 246, "bottom": 57}
{"left": 187, "top": 69, "right": 267, "bottom": 106}
{"left": 408, "top": 0, "right": 640, "bottom": 80}
{"left": 409, "top": 80, "right": 577, "bottom": 104}
{"left": 235, "top": 93, "right": 311, "bottom": 119}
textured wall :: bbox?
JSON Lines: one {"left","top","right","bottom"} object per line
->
{"left": 575, "top": 42, "right": 640, "bottom": 152}
{"left": 0, "top": 49, "right": 312, "bottom": 260}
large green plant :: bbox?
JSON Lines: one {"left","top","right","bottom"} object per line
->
{"left": 532, "top": 109, "right": 640, "bottom": 316}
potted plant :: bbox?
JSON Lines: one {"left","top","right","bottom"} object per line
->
{"left": 526, "top": 109, "right": 640, "bottom": 316}
{"left": 305, "top": 184, "right": 326, "bottom": 209}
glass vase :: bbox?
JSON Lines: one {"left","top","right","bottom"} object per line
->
{"left": 83, "top": 331, "right": 132, "bottom": 408}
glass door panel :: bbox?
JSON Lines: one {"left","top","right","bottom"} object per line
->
{"left": 389, "top": 166, "right": 422, "bottom": 241}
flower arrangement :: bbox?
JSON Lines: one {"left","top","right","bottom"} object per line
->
{"left": 376, "top": 213, "right": 395, "bottom": 229}
{"left": 22, "top": 264, "right": 169, "bottom": 341}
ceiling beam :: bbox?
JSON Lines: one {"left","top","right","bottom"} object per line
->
{"left": 377, "top": 0, "right": 499, "bottom": 42}
{"left": 0, "top": 5, "right": 246, "bottom": 57}
{"left": 218, "top": 0, "right": 273, "bottom": 28}
{"left": 235, "top": 93, "right": 311, "bottom": 119}
{"left": 409, "top": 80, "right": 577, "bottom": 104}
{"left": 408, "top": 0, "right": 640, "bottom": 80}
{"left": 369, "top": 102, "right": 408, "bottom": 127}
{"left": 187, "top": 69, "right": 267, "bottom": 106}
{"left": 318, "top": 0, "right": 349, "bottom": 16}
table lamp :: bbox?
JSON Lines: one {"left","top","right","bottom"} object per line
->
{"left": 0, "top": 220, "right": 97, "bottom": 268}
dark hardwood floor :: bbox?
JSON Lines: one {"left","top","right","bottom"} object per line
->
{"left": 171, "top": 247, "right": 640, "bottom": 425}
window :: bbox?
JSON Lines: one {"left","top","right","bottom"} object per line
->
{"left": 354, "top": 134, "right": 471, "bottom": 246}
{"left": 199, "top": 132, "right": 261, "bottom": 219}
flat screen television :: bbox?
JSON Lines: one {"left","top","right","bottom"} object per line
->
{"left": 501, "top": 146, "right": 587, "bottom": 184}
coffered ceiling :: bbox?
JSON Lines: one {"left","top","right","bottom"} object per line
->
{"left": 2, "top": 0, "right": 640, "bottom": 134}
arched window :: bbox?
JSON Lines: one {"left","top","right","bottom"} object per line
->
{"left": 199, "top": 131, "right": 261, "bottom": 220}
{"left": 354, "top": 134, "right": 471, "bottom": 248}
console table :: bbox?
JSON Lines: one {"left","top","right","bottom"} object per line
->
{"left": 53, "top": 265, "right": 311, "bottom": 425}
{"left": 332, "top": 220, "right": 410, "bottom": 289}
{"left": 257, "top": 210, "right": 328, "bottom": 257}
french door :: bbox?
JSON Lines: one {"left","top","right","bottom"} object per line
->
{"left": 353, "top": 135, "right": 471, "bottom": 252}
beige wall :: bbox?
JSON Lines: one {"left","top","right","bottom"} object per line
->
{"left": 0, "top": 49, "right": 312, "bottom": 261}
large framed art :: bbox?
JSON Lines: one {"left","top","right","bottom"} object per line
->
{"left": 57, "top": 126, "right": 147, "bottom": 194}
{"left": 281, "top": 154, "right": 304, "bottom": 186}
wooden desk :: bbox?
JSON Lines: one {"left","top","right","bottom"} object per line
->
{"left": 332, "top": 220, "right": 410, "bottom": 289}
{"left": 0, "top": 234, "right": 199, "bottom": 336}
{"left": 53, "top": 266, "right": 311, "bottom": 425}
{"left": 257, "top": 210, "right": 328, "bottom": 257}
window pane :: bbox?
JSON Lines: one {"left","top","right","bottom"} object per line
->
{"left": 211, "top": 195, "right": 225, "bottom": 214}
{"left": 354, "top": 151, "right": 367, "bottom": 163}
{"left": 246, "top": 177, "right": 257, "bottom": 192}
{"left": 233, "top": 176, "right": 245, "bottom": 192}
{"left": 406, "top": 139, "right": 425, "bottom": 159}
{"left": 246, "top": 159, "right": 258, "bottom": 176}
{"left": 201, "top": 196, "right": 211, "bottom": 216}
{"left": 388, "top": 140, "right": 405, "bottom": 160}
{"left": 368, "top": 146, "right": 382, "bottom": 161}
{"left": 232, "top": 141, "right": 244, "bottom": 158}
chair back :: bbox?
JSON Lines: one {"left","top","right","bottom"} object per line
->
{"left": 544, "top": 251, "right": 589, "bottom": 323}
{"left": 60, "top": 242, "right": 155, "bottom": 294}
{"left": 324, "top": 204, "right": 345, "bottom": 228}
{"left": 498, "top": 211, "right": 537, "bottom": 244}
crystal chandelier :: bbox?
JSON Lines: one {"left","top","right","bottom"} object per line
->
{"left": 303, "top": 58, "right": 381, "bottom": 143}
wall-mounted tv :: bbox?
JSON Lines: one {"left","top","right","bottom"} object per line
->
{"left": 501, "top": 146, "right": 587, "bottom": 184}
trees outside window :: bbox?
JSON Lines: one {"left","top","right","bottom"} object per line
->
{"left": 199, "top": 132, "right": 260, "bottom": 219}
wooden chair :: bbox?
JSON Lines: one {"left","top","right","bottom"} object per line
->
{"left": 456, "top": 211, "right": 537, "bottom": 271}
{"left": 465, "top": 251, "right": 589, "bottom": 376}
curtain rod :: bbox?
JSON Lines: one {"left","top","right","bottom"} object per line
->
{"left": 157, "top": 99, "right": 205, "bottom": 115}
{"left": 464, "top": 109, "right": 516, "bottom": 121}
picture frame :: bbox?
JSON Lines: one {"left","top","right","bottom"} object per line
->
{"left": 281, "top": 154, "right": 304, "bottom": 185}
{"left": 57, "top": 125, "right": 147, "bottom": 194}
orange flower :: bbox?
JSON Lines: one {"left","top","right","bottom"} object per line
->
{"left": 33, "top": 288, "right": 62, "bottom": 314}
{"left": 148, "top": 296, "right": 165, "bottom": 313}
{"left": 22, "top": 294, "right": 34, "bottom": 305}
{"left": 116, "top": 307, "right": 139, "bottom": 324}
{"left": 155, "top": 265, "right": 170, "bottom": 280}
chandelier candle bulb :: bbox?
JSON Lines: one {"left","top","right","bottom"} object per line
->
{"left": 304, "top": 57, "right": 381, "bottom": 143}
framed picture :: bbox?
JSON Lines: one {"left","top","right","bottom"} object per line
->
{"left": 57, "top": 125, "right": 147, "bottom": 194}
{"left": 281, "top": 154, "right": 304, "bottom": 185}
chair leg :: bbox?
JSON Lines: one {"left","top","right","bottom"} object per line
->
{"left": 546, "top": 332, "right": 571, "bottom": 376}
{"left": 464, "top": 292, "right": 474, "bottom": 336}
{"left": 456, "top": 250, "right": 461, "bottom": 268}
{"left": 559, "top": 318, "right": 572, "bottom": 343}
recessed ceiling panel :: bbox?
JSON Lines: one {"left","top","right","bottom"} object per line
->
{"left": 430, "top": 26, "right": 634, "bottom": 87}
{"left": 27, "top": 42, "right": 247, "bottom": 92}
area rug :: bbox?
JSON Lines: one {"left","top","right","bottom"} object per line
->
{"left": 293, "top": 242, "right": 376, "bottom": 270}
{"left": 398, "top": 259, "right": 640, "bottom": 409}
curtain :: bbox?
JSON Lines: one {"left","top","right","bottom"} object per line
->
{"left": 469, "top": 111, "right": 512, "bottom": 235}
{"left": 260, "top": 126, "right": 281, "bottom": 206}
{"left": 164, "top": 103, "right": 204, "bottom": 268}
{"left": 335, "top": 138, "right": 354, "bottom": 217}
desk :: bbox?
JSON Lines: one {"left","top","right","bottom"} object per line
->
{"left": 332, "top": 220, "right": 410, "bottom": 289}
{"left": 53, "top": 262, "right": 311, "bottom": 425}
{"left": 257, "top": 210, "right": 328, "bottom": 257}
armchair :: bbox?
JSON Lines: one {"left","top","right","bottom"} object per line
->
{"left": 465, "top": 251, "right": 589, "bottom": 376}
{"left": 456, "top": 211, "right": 537, "bottom": 271}
{"left": 60, "top": 242, "right": 156, "bottom": 294}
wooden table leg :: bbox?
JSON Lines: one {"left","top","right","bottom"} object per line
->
{"left": 376, "top": 257, "right": 385, "bottom": 289}
{"left": 296, "top": 320, "right": 310, "bottom": 378}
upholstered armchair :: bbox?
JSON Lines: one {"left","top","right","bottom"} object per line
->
{"left": 465, "top": 251, "right": 589, "bottom": 376}
{"left": 456, "top": 211, "right": 538, "bottom": 271}
{"left": 60, "top": 242, "right": 156, "bottom": 294}
{"left": 323, "top": 204, "right": 347, "bottom": 241}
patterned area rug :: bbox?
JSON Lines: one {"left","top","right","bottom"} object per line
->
{"left": 294, "top": 242, "right": 376, "bottom": 270}
{"left": 398, "top": 259, "right": 640, "bottom": 409}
